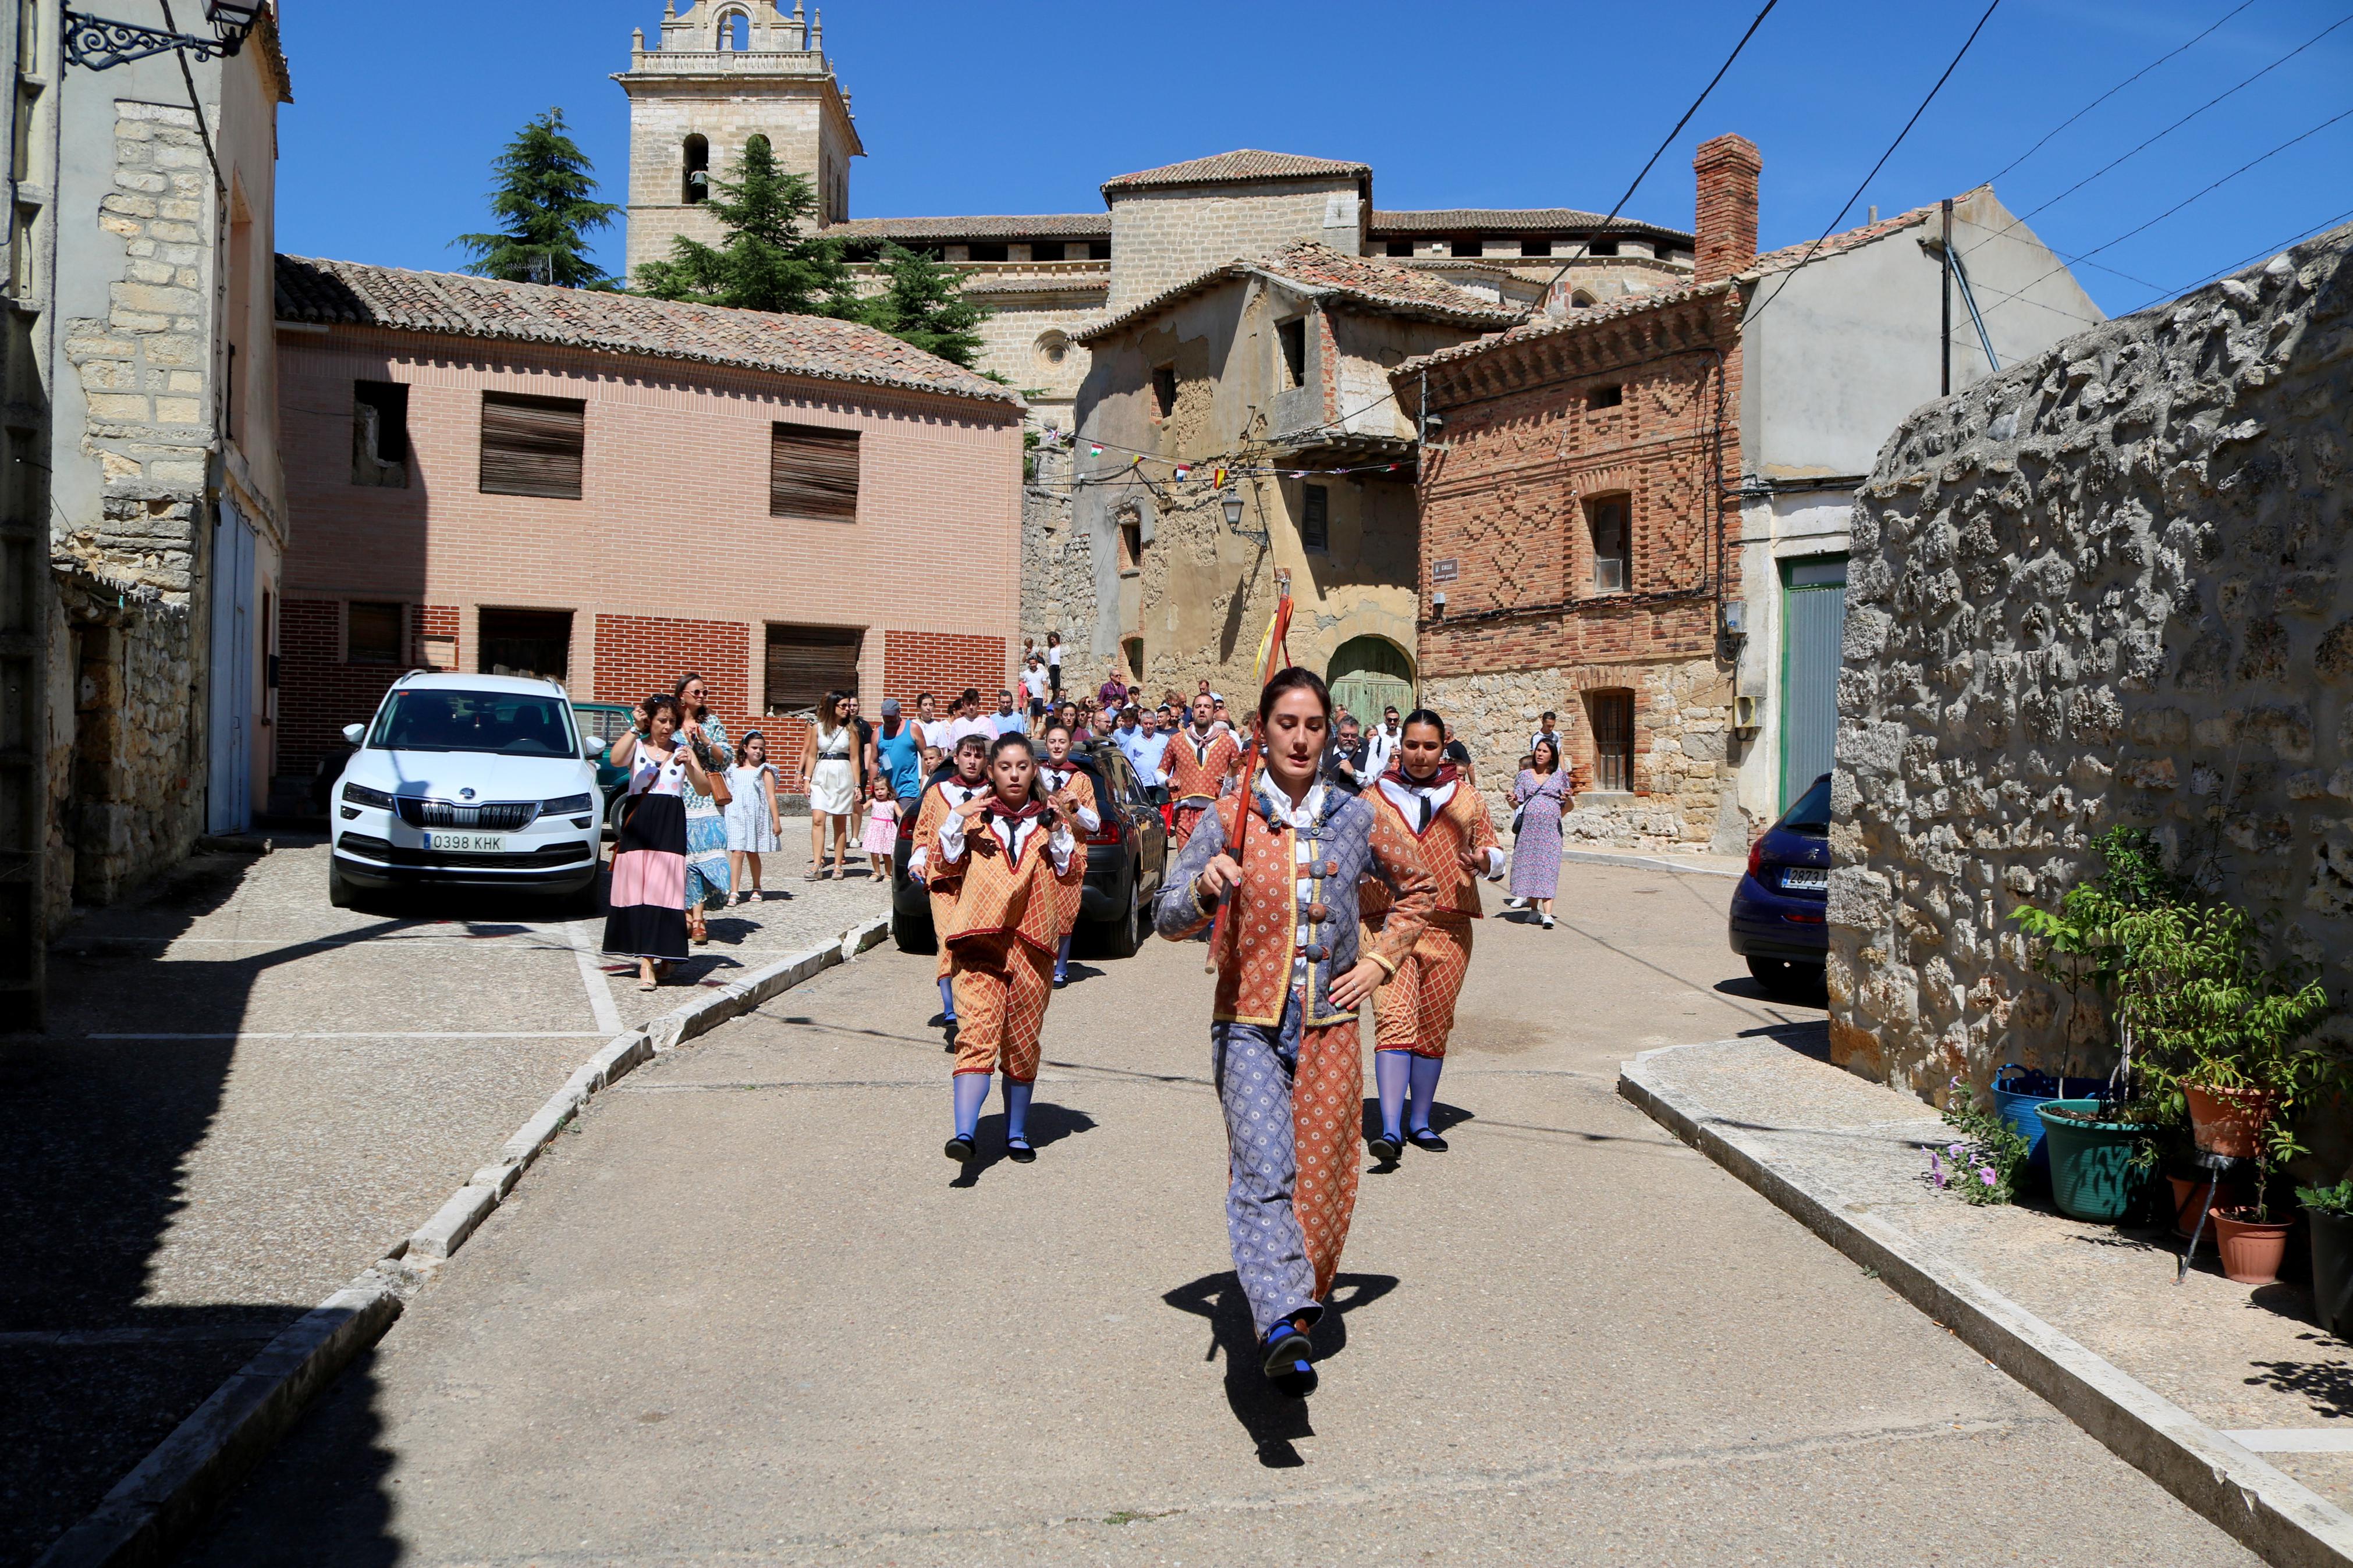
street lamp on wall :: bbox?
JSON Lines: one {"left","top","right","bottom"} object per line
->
{"left": 62, "top": 0, "right": 265, "bottom": 69}
{"left": 1220, "top": 490, "right": 1244, "bottom": 529}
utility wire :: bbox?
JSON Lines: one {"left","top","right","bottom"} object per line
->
{"left": 1747, "top": 0, "right": 2004, "bottom": 326}
{"left": 2123, "top": 201, "right": 2353, "bottom": 312}
{"left": 1533, "top": 0, "right": 1780, "bottom": 304}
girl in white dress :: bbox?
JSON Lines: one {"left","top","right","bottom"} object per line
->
{"left": 724, "top": 730, "right": 783, "bottom": 903}
{"left": 800, "top": 691, "right": 861, "bottom": 880}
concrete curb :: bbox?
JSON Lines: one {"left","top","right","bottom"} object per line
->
{"left": 33, "top": 910, "right": 892, "bottom": 1568}
{"left": 1561, "top": 848, "right": 1741, "bottom": 879}
{"left": 1620, "top": 1043, "right": 2353, "bottom": 1568}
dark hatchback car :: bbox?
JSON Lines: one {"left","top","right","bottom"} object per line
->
{"left": 1729, "top": 771, "right": 1831, "bottom": 999}
{"left": 890, "top": 738, "right": 1169, "bottom": 959}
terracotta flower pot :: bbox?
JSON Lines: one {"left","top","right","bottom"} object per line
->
{"left": 2213, "top": 1208, "right": 2293, "bottom": 1286}
{"left": 2187, "top": 1084, "right": 2276, "bottom": 1159}
{"left": 2168, "top": 1174, "right": 2223, "bottom": 1240}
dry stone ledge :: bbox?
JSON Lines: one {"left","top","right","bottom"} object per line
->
{"left": 1829, "top": 222, "right": 2353, "bottom": 1143}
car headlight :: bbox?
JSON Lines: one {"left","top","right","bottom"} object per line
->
{"left": 542, "top": 794, "right": 593, "bottom": 815}
{"left": 342, "top": 781, "right": 395, "bottom": 810}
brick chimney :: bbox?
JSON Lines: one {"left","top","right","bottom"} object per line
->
{"left": 1692, "top": 134, "right": 1762, "bottom": 286}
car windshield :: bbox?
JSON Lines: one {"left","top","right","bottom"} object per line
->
{"left": 371, "top": 690, "right": 577, "bottom": 756}
{"left": 1781, "top": 774, "right": 1832, "bottom": 833}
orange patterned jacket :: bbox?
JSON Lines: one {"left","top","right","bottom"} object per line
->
{"left": 929, "top": 803, "right": 1083, "bottom": 955}
{"left": 1038, "top": 764, "right": 1097, "bottom": 927}
{"left": 1361, "top": 775, "right": 1503, "bottom": 925}
{"left": 1165, "top": 727, "right": 1243, "bottom": 806}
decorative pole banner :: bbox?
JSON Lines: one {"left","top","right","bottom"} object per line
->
{"left": 1207, "top": 569, "right": 1294, "bottom": 974}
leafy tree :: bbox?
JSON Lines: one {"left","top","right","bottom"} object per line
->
{"left": 455, "top": 108, "right": 619, "bottom": 289}
{"left": 634, "top": 137, "right": 861, "bottom": 318}
{"left": 864, "top": 242, "right": 991, "bottom": 368}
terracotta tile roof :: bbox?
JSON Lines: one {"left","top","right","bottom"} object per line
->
{"left": 274, "top": 255, "right": 1019, "bottom": 406}
{"left": 1369, "top": 208, "right": 1693, "bottom": 244}
{"left": 822, "top": 214, "right": 1108, "bottom": 241}
{"left": 1073, "top": 241, "right": 1521, "bottom": 347}
{"left": 1744, "top": 198, "right": 1955, "bottom": 278}
{"left": 1386, "top": 279, "right": 1735, "bottom": 380}
{"left": 1099, "top": 150, "right": 1371, "bottom": 194}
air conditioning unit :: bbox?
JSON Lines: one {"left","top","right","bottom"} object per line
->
{"left": 1593, "top": 558, "right": 1625, "bottom": 592}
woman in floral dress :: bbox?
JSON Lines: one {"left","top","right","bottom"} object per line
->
{"left": 673, "top": 672, "right": 732, "bottom": 944}
{"left": 1509, "top": 737, "right": 1571, "bottom": 929}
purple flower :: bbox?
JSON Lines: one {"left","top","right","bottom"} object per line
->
{"left": 1979, "top": 1168, "right": 1997, "bottom": 1186}
{"left": 1949, "top": 1142, "right": 1966, "bottom": 1158}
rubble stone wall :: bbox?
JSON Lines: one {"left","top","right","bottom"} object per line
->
{"left": 1020, "top": 478, "right": 1094, "bottom": 653}
{"left": 1829, "top": 223, "right": 2353, "bottom": 1098}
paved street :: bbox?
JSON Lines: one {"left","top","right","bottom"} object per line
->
{"left": 180, "top": 862, "right": 2253, "bottom": 1565}
{"left": 1, "top": 826, "right": 882, "bottom": 1567}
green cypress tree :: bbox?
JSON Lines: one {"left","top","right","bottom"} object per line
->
{"left": 634, "top": 137, "right": 863, "bottom": 318}
{"left": 863, "top": 242, "right": 992, "bottom": 368}
{"left": 455, "top": 108, "right": 619, "bottom": 289}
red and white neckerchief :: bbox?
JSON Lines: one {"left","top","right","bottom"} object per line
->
{"left": 1378, "top": 765, "right": 1461, "bottom": 831}
{"left": 1040, "top": 764, "right": 1101, "bottom": 832}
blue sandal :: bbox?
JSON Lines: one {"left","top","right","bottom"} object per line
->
{"left": 1260, "top": 1318, "right": 1314, "bottom": 1379}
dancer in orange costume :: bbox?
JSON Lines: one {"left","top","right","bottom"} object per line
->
{"left": 1154, "top": 669, "right": 1436, "bottom": 1388}
{"left": 1036, "top": 721, "right": 1098, "bottom": 987}
{"left": 906, "top": 732, "right": 991, "bottom": 1044}
{"left": 1361, "top": 709, "right": 1504, "bottom": 1163}
{"left": 1165, "top": 691, "right": 1243, "bottom": 849}
{"left": 931, "top": 733, "right": 1083, "bottom": 1165}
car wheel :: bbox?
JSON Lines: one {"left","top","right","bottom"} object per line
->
{"left": 327, "top": 855, "right": 357, "bottom": 910}
{"left": 605, "top": 794, "right": 629, "bottom": 840}
{"left": 1747, "top": 955, "right": 1825, "bottom": 1001}
{"left": 1089, "top": 872, "right": 1144, "bottom": 959}
{"left": 893, "top": 905, "right": 936, "bottom": 954}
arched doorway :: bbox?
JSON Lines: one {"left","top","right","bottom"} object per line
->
{"left": 1327, "top": 635, "right": 1414, "bottom": 727}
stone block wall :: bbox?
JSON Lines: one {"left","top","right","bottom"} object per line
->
{"left": 1107, "top": 179, "right": 1361, "bottom": 308}
{"left": 1021, "top": 481, "right": 1094, "bottom": 655}
{"left": 1829, "top": 223, "right": 2353, "bottom": 1097}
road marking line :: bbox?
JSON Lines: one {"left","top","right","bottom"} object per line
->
{"left": 2223, "top": 1431, "right": 2353, "bottom": 1453}
{"left": 566, "top": 919, "right": 623, "bottom": 1035}
{"left": 83, "top": 1032, "right": 608, "bottom": 1041}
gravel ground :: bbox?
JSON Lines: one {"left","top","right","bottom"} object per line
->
{"left": 0, "top": 822, "right": 882, "bottom": 1566}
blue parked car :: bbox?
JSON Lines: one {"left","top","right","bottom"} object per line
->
{"left": 1729, "top": 771, "right": 1830, "bottom": 999}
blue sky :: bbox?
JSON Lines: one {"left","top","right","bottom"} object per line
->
{"left": 276, "top": 0, "right": 2353, "bottom": 318}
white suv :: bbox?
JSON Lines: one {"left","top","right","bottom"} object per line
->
{"left": 328, "top": 671, "right": 607, "bottom": 908}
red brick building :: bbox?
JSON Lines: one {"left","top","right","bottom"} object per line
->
{"left": 272, "top": 257, "right": 1024, "bottom": 799}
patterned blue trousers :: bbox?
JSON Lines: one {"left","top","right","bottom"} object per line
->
{"left": 1212, "top": 991, "right": 1322, "bottom": 1339}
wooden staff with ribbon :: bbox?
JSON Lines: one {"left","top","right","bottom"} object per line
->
{"left": 1206, "top": 570, "right": 1293, "bottom": 974}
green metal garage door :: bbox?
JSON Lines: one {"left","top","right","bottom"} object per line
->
{"left": 1327, "top": 636, "right": 1415, "bottom": 729}
{"left": 1780, "top": 557, "right": 1847, "bottom": 811}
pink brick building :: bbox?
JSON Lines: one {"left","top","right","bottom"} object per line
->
{"left": 272, "top": 257, "right": 1023, "bottom": 798}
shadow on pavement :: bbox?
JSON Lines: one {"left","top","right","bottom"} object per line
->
{"left": 173, "top": 1345, "right": 397, "bottom": 1567}
{"left": 947, "top": 1101, "right": 1100, "bottom": 1187}
{"left": 1735, "top": 1019, "right": 1832, "bottom": 1059}
{"left": 1162, "top": 1272, "right": 1399, "bottom": 1468}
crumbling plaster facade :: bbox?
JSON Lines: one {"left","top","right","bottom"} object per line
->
{"left": 1827, "top": 222, "right": 2353, "bottom": 1102}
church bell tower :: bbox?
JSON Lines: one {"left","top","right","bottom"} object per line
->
{"left": 615, "top": 1, "right": 865, "bottom": 281}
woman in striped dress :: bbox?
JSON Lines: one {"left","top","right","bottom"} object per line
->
{"left": 674, "top": 673, "right": 732, "bottom": 943}
{"left": 604, "top": 694, "right": 716, "bottom": 989}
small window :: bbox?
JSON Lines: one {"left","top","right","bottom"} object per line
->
{"left": 1385, "top": 239, "right": 1414, "bottom": 257}
{"left": 480, "top": 391, "right": 585, "bottom": 500}
{"left": 1570, "top": 290, "right": 1596, "bottom": 309}
{"left": 1588, "top": 384, "right": 1623, "bottom": 410}
{"left": 1087, "top": 239, "right": 1112, "bottom": 261}
{"left": 1588, "top": 689, "right": 1634, "bottom": 792}
{"left": 1122, "top": 636, "right": 1144, "bottom": 682}
{"left": 1450, "top": 238, "right": 1481, "bottom": 258}
{"left": 1588, "top": 237, "right": 1620, "bottom": 257}
{"left": 347, "top": 602, "right": 404, "bottom": 665}
{"left": 1031, "top": 241, "right": 1066, "bottom": 262}
{"left": 771, "top": 421, "right": 860, "bottom": 521}
{"left": 352, "top": 380, "right": 409, "bottom": 488}
{"left": 1520, "top": 238, "right": 1552, "bottom": 257}
{"left": 1151, "top": 365, "right": 1177, "bottom": 421}
{"left": 1588, "top": 494, "right": 1630, "bottom": 593}
{"left": 683, "top": 134, "right": 709, "bottom": 204}
{"left": 1276, "top": 319, "right": 1307, "bottom": 389}
{"left": 1117, "top": 507, "right": 1143, "bottom": 573}
{"left": 1301, "top": 484, "right": 1329, "bottom": 551}
{"left": 967, "top": 242, "right": 1009, "bottom": 262}
{"left": 764, "top": 624, "right": 861, "bottom": 714}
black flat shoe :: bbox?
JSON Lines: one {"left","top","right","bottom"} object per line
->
{"left": 1366, "top": 1132, "right": 1403, "bottom": 1164}
{"left": 944, "top": 1135, "right": 976, "bottom": 1164}
{"left": 1052, "top": 975, "right": 1068, "bottom": 989}
{"left": 1408, "top": 1128, "right": 1449, "bottom": 1152}
{"left": 1006, "top": 1139, "right": 1037, "bottom": 1164}
{"left": 1260, "top": 1319, "right": 1315, "bottom": 1379}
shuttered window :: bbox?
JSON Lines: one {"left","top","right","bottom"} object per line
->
{"left": 771, "top": 422, "right": 860, "bottom": 521}
{"left": 764, "top": 624, "right": 861, "bottom": 714}
{"left": 480, "top": 392, "right": 585, "bottom": 499}
{"left": 1589, "top": 689, "right": 1635, "bottom": 792}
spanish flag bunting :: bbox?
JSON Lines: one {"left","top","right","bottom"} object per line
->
{"left": 1173, "top": 463, "right": 1191, "bottom": 481}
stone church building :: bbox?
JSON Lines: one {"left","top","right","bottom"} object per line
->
{"left": 615, "top": 0, "right": 1697, "bottom": 710}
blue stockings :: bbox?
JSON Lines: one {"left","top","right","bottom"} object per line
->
{"left": 951, "top": 1072, "right": 1033, "bottom": 1146}
{"left": 1054, "top": 933, "right": 1072, "bottom": 983}
{"left": 1407, "top": 1054, "right": 1444, "bottom": 1135}
{"left": 938, "top": 976, "right": 957, "bottom": 1023}
{"left": 1375, "top": 1050, "right": 1411, "bottom": 1141}
{"left": 1003, "top": 1077, "right": 1033, "bottom": 1147}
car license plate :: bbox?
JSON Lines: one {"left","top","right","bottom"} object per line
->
{"left": 1781, "top": 867, "right": 1828, "bottom": 891}
{"left": 425, "top": 832, "right": 507, "bottom": 853}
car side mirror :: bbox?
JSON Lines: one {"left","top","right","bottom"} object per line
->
{"left": 585, "top": 737, "right": 609, "bottom": 760}
{"left": 341, "top": 723, "right": 365, "bottom": 746}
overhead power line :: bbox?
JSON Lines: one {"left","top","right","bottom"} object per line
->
{"left": 1747, "top": 0, "right": 2005, "bottom": 325}
{"left": 1532, "top": 0, "right": 1780, "bottom": 304}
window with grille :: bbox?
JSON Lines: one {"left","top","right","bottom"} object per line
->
{"left": 1588, "top": 493, "right": 1630, "bottom": 593}
{"left": 347, "top": 601, "right": 404, "bottom": 665}
{"left": 1301, "top": 484, "right": 1329, "bottom": 551}
{"left": 480, "top": 392, "right": 584, "bottom": 499}
{"left": 1151, "top": 365, "right": 1177, "bottom": 421}
{"left": 770, "top": 421, "right": 860, "bottom": 521}
{"left": 1277, "top": 319, "right": 1307, "bottom": 389}
{"left": 764, "top": 625, "right": 861, "bottom": 714}
{"left": 1588, "top": 689, "right": 1634, "bottom": 792}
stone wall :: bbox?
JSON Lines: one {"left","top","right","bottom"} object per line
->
{"left": 1021, "top": 477, "right": 1093, "bottom": 654}
{"left": 1106, "top": 178, "right": 1362, "bottom": 308}
{"left": 1829, "top": 223, "right": 2353, "bottom": 1097}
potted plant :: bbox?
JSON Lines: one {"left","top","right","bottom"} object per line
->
{"left": 1927, "top": 1080, "right": 2032, "bottom": 1205}
{"left": 2301, "top": 1180, "right": 2353, "bottom": 1335}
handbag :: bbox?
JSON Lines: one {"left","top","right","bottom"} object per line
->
{"left": 706, "top": 766, "right": 733, "bottom": 808}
